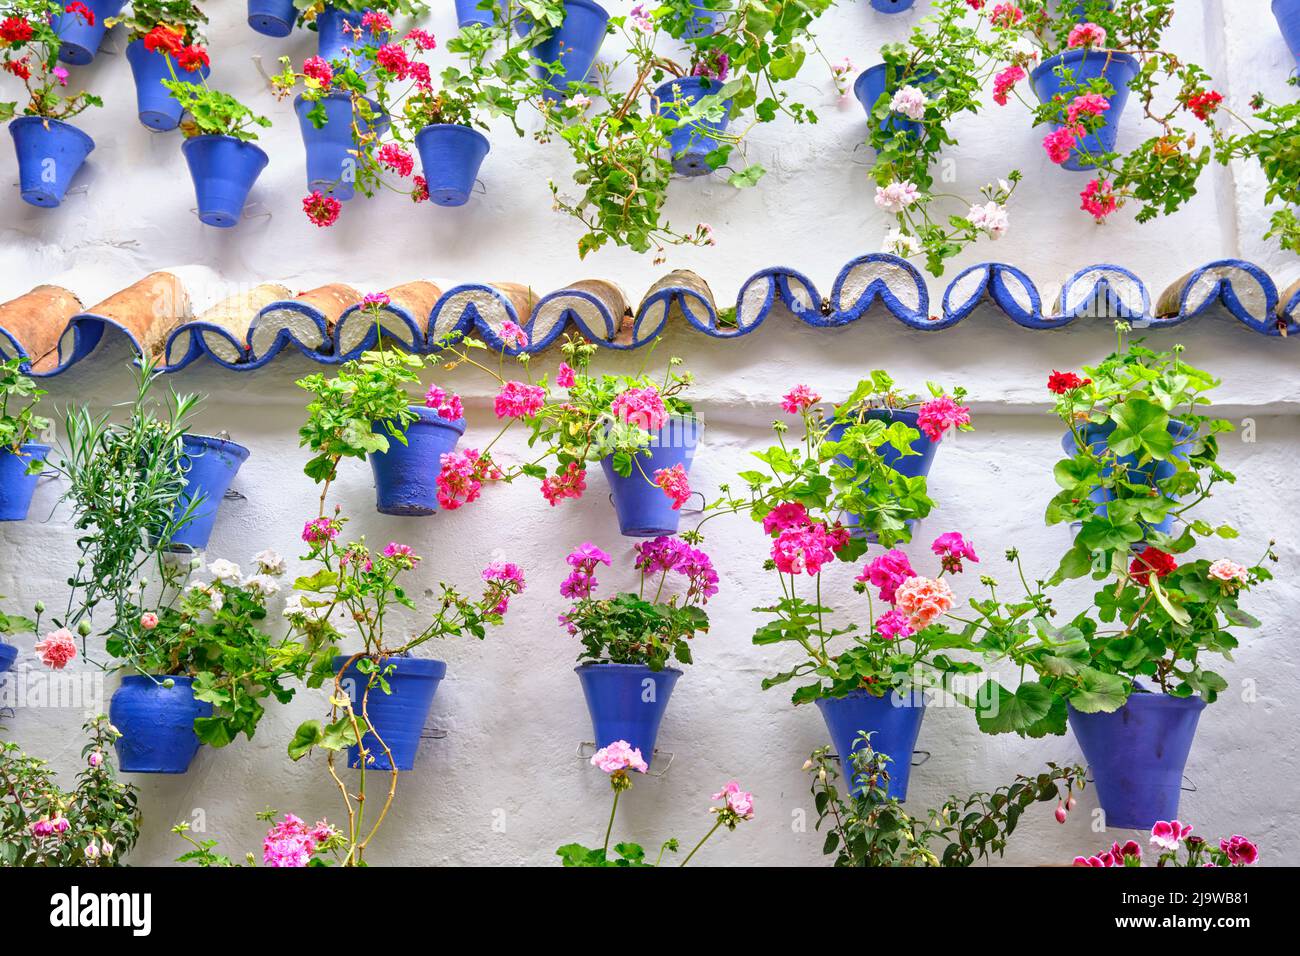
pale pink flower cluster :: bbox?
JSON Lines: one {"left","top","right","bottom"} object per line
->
{"left": 967, "top": 200, "right": 1009, "bottom": 239}
{"left": 874, "top": 181, "right": 919, "bottom": 214}
{"left": 35, "top": 629, "right": 76, "bottom": 670}
{"left": 1208, "top": 559, "right": 1249, "bottom": 585}
{"left": 883, "top": 229, "right": 922, "bottom": 258}
{"left": 781, "top": 384, "right": 821, "bottom": 415}
{"left": 591, "top": 739, "right": 648, "bottom": 774}
{"left": 889, "top": 85, "right": 927, "bottom": 122}
{"left": 654, "top": 463, "right": 691, "bottom": 510}
{"left": 712, "top": 780, "right": 755, "bottom": 819}
{"left": 262, "top": 813, "right": 337, "bottom": 868}
{"left": 611, "top": 386, "right": 668, "bottom": 431}
{"left": 916, "top": 395, "right": 971, "bottom": 442}
{"left": 494, "top": 380, "right": 545, "bottom": 420}
{"left": 893, "top": 576, "right": 955, "bottom": 630}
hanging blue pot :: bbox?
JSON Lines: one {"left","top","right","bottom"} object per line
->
{"left": 870, "top": 0, "right": 915, "bottom": 12}
{"left": 0, "top": 443, "right": 48, "bottom": 521}
{"left": 455, "top": 0, "right": 506, "bottom": 27}
{"left": 576, "top": 662, "right": 680, "bottom": 770}
{"left": 110, "top": 676, "right": 212, "bottom": 773}
{"left": 1070, "top": 1, "right": 1114, "bottom": 22}
{"left": 125, "top": 40, "right": 209, "bottom": 132}
{"left": 316, "top": 5, "right": 386, "bottom": 65}
{"left": 1069, "top": 692, "right": 1204, "bottom": 830}
{"left": 815, "top": 689, "right": 926, "bottom": 800}
{"left": 333, "top": 655, "right": 446, "bottom": 771}
{"left": 8, "top": 117, "right": 95, "bottom": 208}
{"left": 827, "top": 408, "right": 938, "bottom": 536}
{"left": 0, "top": 642, "right": 16, "bottom": 674}
{"left": 1029, "top": 49, "right": 1139, "bottom": 171}
{"left": 248, "top": 0, "right": 298, "bottom": 37}
{"left": 181, "top": 135, "right": 269, "bottom": 227}
{"left": 1061, "top": 418, "right": 1193, "bottom": 536}
{"left": 295, "top": 93, "right": 389, "bottom": 200}
{"left": 853, "top": 63, "right": 936, "bottom": 151}
{"left": 170, "top": 435, "right": 249, "bottom": 551}
{"left": 653, "top": 76, "right": 731, "bottom": 177}
{"left": 413, "top": 123, "right": 490, "bottom": 207}
{"left": 1276, "top": 0, "right": 1300, "bottom": 68}
{"left": 369, "top": 406, "right": 466, "bottom": 515}
{"left": 601, "top": 414, "right": 700, "bottom": 538}
{"left": 53, "top": 0, "right": 125, "bottom": 66}
{"left": 530, "top": 0, "right": 610, "bottom": 98}
{"left": 684, "top": 2, "right": 724, "bottom": 37}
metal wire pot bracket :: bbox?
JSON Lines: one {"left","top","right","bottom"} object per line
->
{"left": 1082, "top": 766, "right": 1198, "bottom": 793}
{"left": 576, "top": 741, "right": 675, "bottom": 777}
{"left": 190, "top": 202, "right": 272, "bottom": 225}
{"left": 828, "top": 750, "right": 931, "bottom": 768}
{"left": 604, "top": 490, "right": 707, "bottom": 516}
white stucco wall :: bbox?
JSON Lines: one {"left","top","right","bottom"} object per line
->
{"left": 0, "top": 1, "right": 1296, "bottom": 866}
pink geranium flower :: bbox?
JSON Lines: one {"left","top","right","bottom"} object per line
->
{"left": 541, "top": 461, "right": 587, "bottom": 506}
{"left": 875, "top": 609, "right": 914, "bottom": 641}
{"left": 555, "top": 362, "right": 576, "bottom": 388}
{"left": 712, "top": 780, "right": 755, "bottom": 819}
{"left": 781, "top": 384, "right": 821, "bottom": 415}
{"left": 762, "top": 502, "right": 811, "bottom": 536}
{"left": 931, "top": 532, "right": 979, "bottom": 574}
{"left": 893, "top": 576, "right": 955, "bottom": 629}
{"left": 916, "top": 395, "right": 971, "bottom": 442}
{"left": 1150, "top": 819, "right": 1193, "bottom": 850}
{"left": 591, "top": 739, "right": 648, "bottom": 774}
{"left": 992, "top": 64, "right": 1025, "bottom": 105}
{"left": 424, "top": 384, "right": 464, "bottom": 421}
{"left": 494, "top": 381, "right": 545, "bottom": 420}
{"left": 610, "top": 387, "right": 668, "bottom": 432}
{"left": 35, "top": 628, "right": 77, "bottom": 670}
{"left": 654, "top": 463, "right": 691, "bottom": 510}
{"left": 1219, "top": 835, "right": 1258, "bottom": 866}
{"left": 857, "top": 549, "right": 916, "bottom": 604}
{"left": 1043, "top": 126, "right": 1080, "bottom": 164}
{"left": 1067, "top": 22, "right": 1107, "bottom": 48}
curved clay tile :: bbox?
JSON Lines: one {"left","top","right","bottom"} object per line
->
{"left": 166, "top": 283, "right": 293, "bottom": 367}
{"left": 532, "top": 279, "right": 629, "bottom": 349}
{"left": 333, "top": 280, "right": 443, "bottom": 358}
{"left": 633, "top": 270, "right": 715, "bottom": 345}
{"left": 81, "top": 271, "right": 191, "bottom": 357}
{"left": 247, "top": 282, "right": 361, "bottom": 363}
{"left": 0, "top": 284, "right": 82, "bottom": 370}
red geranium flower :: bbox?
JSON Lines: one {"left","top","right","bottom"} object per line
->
{"left": 1185, "top": 90, "right": 1223, "bottom": 122}
{"left": 63, "top": 2, "right": 94, "bottom": 26}
{"left": 0, "top": 16, "right": 34, "bottom": 44}
{"left": 1048, "top": 370, "right": 1089, "bottom": 394}
{"left": 177, "top": 44, "right": 209, "bottom": 73}
{"left": 144, "top": 24, "right": 185, "bottom": 57}
{"left": 3, "top": 56, "right": 31, "bottom": 80}
{"left": 1130, "top": 547, "right": 1178, "bottom": 582}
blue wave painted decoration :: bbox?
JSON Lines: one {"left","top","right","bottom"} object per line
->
{"left": 0, "top": 256, "right": 1294, "bottom": 377}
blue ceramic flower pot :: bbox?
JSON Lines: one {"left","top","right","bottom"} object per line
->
{"left": 653, "top": 76, "right": 731, "bottom": 176}
{"left": 1070, "top": 1, "right": 1114, "bottom": 21}
{"left": 870, "top": 0, "right": 915, "bottom": 12}
{"left": 1030, "top": 49, "right": 1139, "bottom": 171}
{"left": 110, "top": 676, "right": 212, "bottom": 773}
{"left": 530, "top": 0, "right": 610, "bottom": 98}
{"left": 181, "top": 135, "right": 269, "bottom": 227}
{"left": 316, "top": 5, "right": 385, "bottom": 65}
{"left": 0, "top": 642, "right": 16, "bottom": 674}
{"left": 369, "top": 406, "right": 466, "bottom": 515}
{"left": 333, "top": 655, "right": 446, "bottom": 771}
{"left": 0, "top": 443, "right": 48, "bottom": 521}
{"left": 125, "top": 40, "right": 209, "bottom": 132}
{"left": 1275, "top": 0, "right": 1300, "bottom": 68}
{"left": 171, "top": 435, "right": 249, "bottom": 550}
{"left": 827, "top": 408, "right": 938, "bottom": 536}
{"left": 601, "top": 414, "right": 700, "bottom": 537}
{"left": 1069, "top": 692, "right": 1204, "bottom": 830}
{"left": 576, "top": 662, "right": 680, "bottom": 770}
{"left": 9, "top": 117, "right": 95, "bottom": 208}
{"left": 853, "top": 63, "right": 936, "bottom": 150}
{"left": 248, "top": 0, "right": 298, "bottom": 37}
{"left": 815, "top": 689, "right": 926, "bottom": 800}
{"left": 1061, "top": 418, "right": 1193, "bottom": 536}
{"left": 414, "top": 123, "right": 490, "bottom": 207}
{"left": 455, "top": 0, "right": 506, "bottom": 27}
{"left": 296, "top": 93, "right": 390, "bottom": 200}
{"left": 53, "top": 0, "right": 125, "bottom": 66}
{"left": 684, "top": 2, "right": 724, "bottom": 37}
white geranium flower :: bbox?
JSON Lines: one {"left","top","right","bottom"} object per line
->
{"left": 882, "top": 229, "right": 922, "bottom": 258}
{"left": 242, "top": 574, "right": 281, "bottom": 597}
{"left": 252, "top": 549, "right": 286, "bottom": 576}
{"left": 208, "top": 559, "right": 241, "bottom": 584}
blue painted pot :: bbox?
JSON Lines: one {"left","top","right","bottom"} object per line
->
{"left": 0, "top": 643, "right": 17, "bottom": 674}
{"left": 369, "top": 406, "right": 466, "bottom": 515}
{"left": 827, "top": 408, "right": 938, "bottom": 535}
{"left": 684, "top": 2, "right": 724, "bottom": 37}
{"left": 1070, "top": 1, "right": 1114, "bottom": 22}
{"left": 414, "top": 123, "right": 490, "bottom": 207}
{"left": 9, "top": 117, "right": 95, "bottom": 208}
{"left": 853, "top": 63, "right": 936, "bottom": 150}
{"left": 653, "top": 76, "right": 731, "bottom": 176}
{"left": 576, "top": 662, "right": 680, "bottom": 770}
{"left": 53, "top": 0, "right": 125, "bottom": 66}
{"left": 316, "top": 5, "right": 385, "bottom": 65}
{"left": 1069, "top": 692, "right": 1204, "bottom": 830}
{"left": 171, "top": 435, "right": 249, "bottom": 550}
{"left": 0, "top": 443, "right": 48, "bottom": 521}
{"left": 110, "top": 676, "right": 212, "bottom": 773}
{"left": 248, "top": 0, "right": 298, "bottom": 37}
{"left": 1030, "top": 49, "right": 1139, "bottom": 171}
{"left": 601, "top": 414, "right": 700, "bottom": 538}
{"left": 530, "top": 0, "right": 610, "bottom": 98}
{"left": 816, "top": 689, "right": 926, "bottom": 800}
{"left": 126, "top": 40, "right": 209, "bottom": 132}
{"left": 1276, "top": 0, "right": 1300, "bottom": 68}
{"left": 870, "top": 0, "right": 915, "bottom": 12}
{"left": 456, "top": 0, "right": 506, "bottom": 27}
{"left": 296, "top": 93, "right": 389, "bottom": 200}
{"left": 333, "top": 655, "right": 446, "bottom": 771}
{"left": 181, "top": 135, "right": 269, "bottom": 227}
{"left": 1062, "top": 418, "right": 1193, "bottom": 536}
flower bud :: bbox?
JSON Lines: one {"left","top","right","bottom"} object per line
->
{"left": 1054, "top": 803, "right": 1068, "bottom": 824}
{"left": 76, "top": 620, "right": 92, "bottom": 637}
{"left": 33, "top": 601, "right": 45, "bottom": 614}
